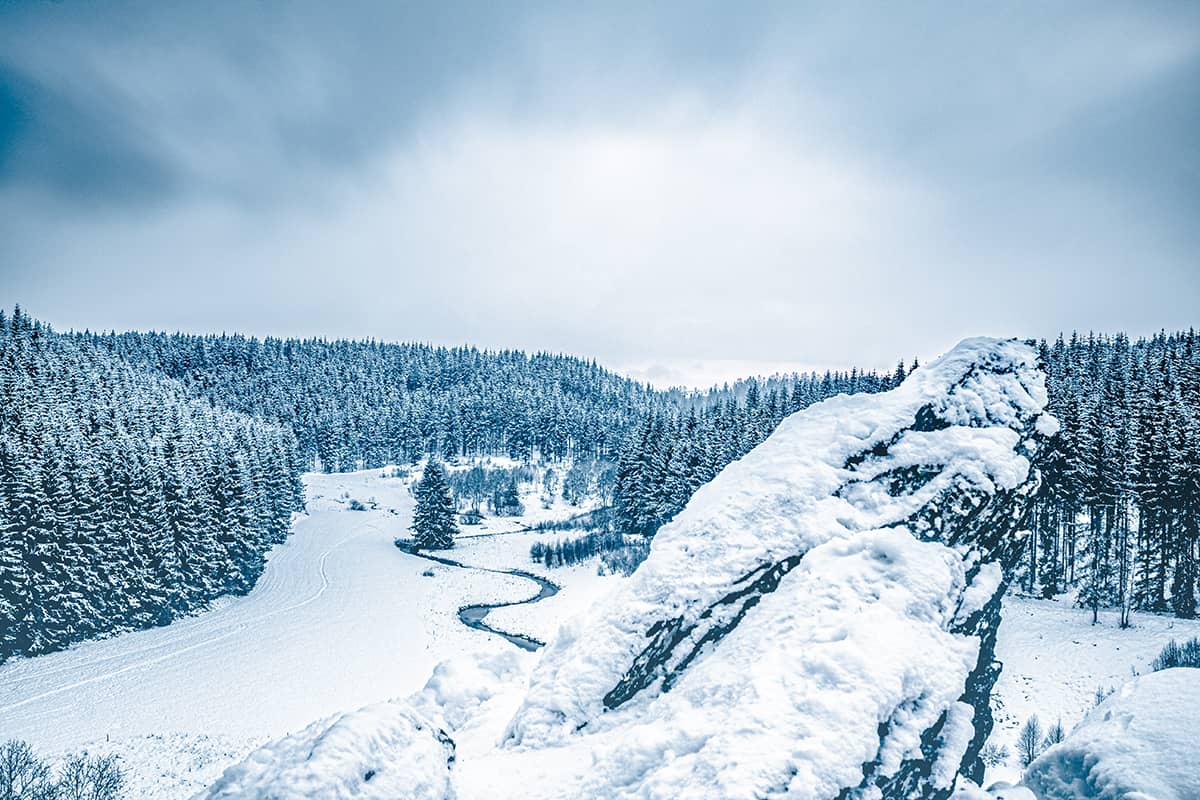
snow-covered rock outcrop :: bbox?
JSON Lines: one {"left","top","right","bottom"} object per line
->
{"left": 1023, "top": 667, "right": 1200, "bottom": 800}
{"left": 198, "top": 702, "right": 456, "bottom": 800}
{"left": 196, "top": 649, "right": 527, "bottom": 800}
{"left": 502, "top": 337, "right": 1055, "bottom": 799}
{"left": 196, "top": 337, "right": 1055, "bottom": 800}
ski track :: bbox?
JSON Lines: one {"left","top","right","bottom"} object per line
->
{"left": 0, "top": 529, "right": 356, "bottom": 716}
{"left": 0, "top": 471, "right": 536, "bottom": 756}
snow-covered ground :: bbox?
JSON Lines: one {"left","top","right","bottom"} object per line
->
{"left": 986, "top": 594, "right": 1200, "bottom": 787}
{"left": 1022, "top": 667, "right": 1200, "bottom": 800}
{"left": 3, "top": 462, "right": 1194, "bottom": 798}
{"left": 0, "top": 467, "right": 616, "bottom": 799}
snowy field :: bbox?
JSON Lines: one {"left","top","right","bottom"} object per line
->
{"left": 1, "top": 466, "right": 1195, "bottom": 798}
{"left": 986, "top": 593, "right": 1200, "bottom": 786}
{"left": 0, "top": 467, "right": 617, "bottom": 799}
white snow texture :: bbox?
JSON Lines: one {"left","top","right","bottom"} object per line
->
{"left": 199, "top": 337, "right": 1054, "bottom": 799}
{"left": 499, "top": 336, "right": 1053, "bottom": 798}
{"left": 1023, "top": 667, "right": 1200, "bottom": 800}
{"left": 198, "top": 702, "right": 455, "bottom": 800}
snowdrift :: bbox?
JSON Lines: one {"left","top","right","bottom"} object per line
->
{"left": 502, "top": 337, "right": 1055, "bottom": 799}
{"left": 1023, "top": 668, "right": 1200, "bottom": 800}
{"left": 198, "top": 702, "right": 456, "bottom": 800}
{"left": 196, "top": 650, "right": 525, "bottom": 800}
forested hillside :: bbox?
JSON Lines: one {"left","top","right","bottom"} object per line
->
{"left": 6, "top": 305, "right": 1197, "bottom": 669}
{"left": 82, "top": 331, "right": 667, "bottom": 470}
{"left": 1031, "top": 330, "right": 1200, "bottom": 620}
{"left": 0, "top": 309, "right": 306, "bottom": 662}
{"left": 613, "top": 330, "right": 1200, "bottom": 620}
{"left": 613, "top": 367, "right": 895, "bottom": 535}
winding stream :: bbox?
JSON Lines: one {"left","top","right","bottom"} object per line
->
{"left": 399, "top": 547, "right": 560, "bottom": 652}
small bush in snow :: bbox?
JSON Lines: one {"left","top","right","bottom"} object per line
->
{"left": 0, "top": 740, "right": 52, "bottom": 799}
{"left": 1042, "top": 718, "right": 1065, "bottom": 749}
{"left": 1150, "top": 637, "right": 1200, "bottom": 671}
{"left": 348, "top": 499, "right": 368, "bottom": 511}
{"left": 979, "top": 742, "right": 1009, "bottom": 767}
{"left": 0, "top": 740, "right": 123, "bottom": 800}
{"left": 54, "top": 753, "right": 123, "bottom": 800}
{"left": 421, "top": 569, "right": 435, "bottom": 578}
{"left": 1093, "top": 685, "right": 1115, "bottom": 706}
{"left": 597, "top": 540, "right": 651, "bottom": 576}
{"left": 531, "top": 531, "right": 629, "bottom": 569}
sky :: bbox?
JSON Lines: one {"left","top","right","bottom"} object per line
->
{"left": 1, "top": 2, "right": 1197, "bottom": 388}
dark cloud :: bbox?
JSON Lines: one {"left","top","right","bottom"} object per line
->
{"left": 0, "top": 1, "right": 532, "bottom": 207}
{"left": 0, "top": 63, "right": 175, "bottom": 205}
{"left": 0, "top": 1, "right": 1196, "bottom": 383}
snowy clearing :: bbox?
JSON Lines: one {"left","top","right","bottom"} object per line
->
{"left": 0, "top": 468, "right": 614, "bottom": 799}
{"left": 2, "top": 461, "right": 1194, "bottom": 799}
{"left": 1023, "top": 667, "right": 1200, "bottom": 800}
{"left": 986, "top": 595, "right": 1200, "bottom": 787}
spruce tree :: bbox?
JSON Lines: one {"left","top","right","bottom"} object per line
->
{"left": 411, "top": 459, "right": 458, "bottom": 550}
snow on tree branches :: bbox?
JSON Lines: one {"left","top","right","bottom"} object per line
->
{"left": 411, "top": 461, "right": 458, "bottom": 550}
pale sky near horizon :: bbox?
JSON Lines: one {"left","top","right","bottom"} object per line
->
{"left": 1, "top": 2, "right": 1197, "bottom": 388}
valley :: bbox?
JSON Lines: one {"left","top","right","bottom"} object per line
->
{"left": 0, "top": 469, "right": 618, "bottom": 798}
{"left": 3, "top": 464, "right": 1195, "bottom": 798}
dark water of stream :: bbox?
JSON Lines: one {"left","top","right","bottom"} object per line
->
{"left": 398, "top": 545, "right": 560, "bottom": 652}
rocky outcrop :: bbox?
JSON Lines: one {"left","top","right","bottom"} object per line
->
{"left": 504, "top": 338, "right": 1056, "bottom": 799}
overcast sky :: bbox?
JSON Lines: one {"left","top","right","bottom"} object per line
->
{"left": 1, "top": 2, "right": 1196, "bottom": 387}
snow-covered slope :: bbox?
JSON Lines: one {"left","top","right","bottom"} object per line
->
{"left": 490, "top": 337, "right": 1054, "bottom": 799}
{"left": 1023, "top": 668, "right": 1200, "bottom": 800}
{"left": 0, "top": 468, "right": 617, "bottom": 798}
{"left": 986, "top": 596, "right": 1200, "bottom": 787}
{"left": 201, "top": 702, "right": 457, "bottom": 800}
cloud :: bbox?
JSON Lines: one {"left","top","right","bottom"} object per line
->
{"left": 0, "top": 1, "right": 1197, "bottom": 377}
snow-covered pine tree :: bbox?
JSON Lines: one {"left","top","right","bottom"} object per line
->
{"left": 411, "top": 460, "right": 458, "bottom": 550}
{"left": 0, "top": 309, "right": 306, "bottom": 663}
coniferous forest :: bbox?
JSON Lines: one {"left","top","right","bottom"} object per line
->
{"left": 0, "top": 309, "right": 665, "bottom": 662}
{"left": 612, "top": 331, "right": 1200, "bottom": 620}
{"left": 612, "top": 367, "right": 896, "bottom": 535}
{"left": 0, "top": 308, "right": 306, "bottom": 661}
{"left": 1031, "top": 331, "right": 1200, "bottom": 621}
{"left": 4, "top": 305, "right": 1199, "bottom": 668}
{"left": 82, "top": 330, "right": 666, "bottom": 468}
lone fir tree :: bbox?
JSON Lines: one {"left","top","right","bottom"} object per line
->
{"left": 411, "top": 459, "right": 458, "bottom": 549}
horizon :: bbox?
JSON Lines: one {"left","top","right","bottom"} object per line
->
{"left": 5, "top": 302, "right": 1191, "bottom": 391}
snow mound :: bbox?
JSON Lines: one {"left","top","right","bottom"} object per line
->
{"left": 196, "top": 650, "right": 526, "bottom": 800}
{"left": 501, "top": 337, "right": 1054, "bottom": 799}
{"left": 1023, "top": 668, "right": 1200, "bottom": 800}
{"left": 411, "top": 649, "right": 528, "bottom": 730}
{"left": 197, "top": 702, "right": 455, "bottom": 800}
